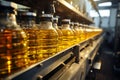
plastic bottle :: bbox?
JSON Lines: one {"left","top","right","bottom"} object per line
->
{"left": 37, "top": 14, "right": 58, "bottom": 60}
{"left": 79, "top": 24, "right": 86, "bottom": 41}
{"left": 0, "top": 2, "right": 28, "bottom": 78}
{"left": 20, "top": 12, "right": 39, "bottom": 65}
{"left": 70, "top": 22, "right": 77, "bottom": 44}
{"left": 61, "top": 19, "right": 74, "bottom": 49}
{"left": 53, "top": 17, "right": 63, "bottom": 52}
{"left": 74, "top": 22, "right": 81, "bottom": 43}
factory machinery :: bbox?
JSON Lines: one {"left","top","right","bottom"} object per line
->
{"left": 0, "top": 0, "right": 104, "bottom": 80}
{"left": 4, "top": 29, "right": 104, "bottom": 80}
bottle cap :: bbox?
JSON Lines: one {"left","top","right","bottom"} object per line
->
{"left": 26, "top": 12, "right": 36, "bottom": 16}
{"left": 74, "top": 22, "right": 79, "bottom": 26}
{"left": 21, "top": 12, "right": 36, "bottom": 17}
{"left": 53, "top": 17, "right": 58, "bottom": 23}
{"left": 40, "top": 14, "right": 53, "bottom": 21}
{"left": 62, "top": 19, "right": 70, "bottom": 24}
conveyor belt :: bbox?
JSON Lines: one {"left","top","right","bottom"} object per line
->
{"left": 4, "top": 34, "right": 104, "bottom": 80}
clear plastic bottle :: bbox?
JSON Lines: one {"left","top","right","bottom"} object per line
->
{"left": 61, "top": 19, "right": 74, "bottom": 49}
{"left": 37, "top": 14, "right": 58, "bottom": 60}
{"left": 70, "top": 22, "right": 76, "bottom": 44}
{"left": 73, "top": 22, "right": 80, "bottom": 44}
{"left": 85, "top": 25, "right": 92, "bottom": 39}
{"left": 79, "top": 24, "right": 86, "bottom": 42}
{"left": 0, "top": 2, "right": 28, "bottom": 78}
{"left": 53, "top": 17, "right": 63, "bottom": 52}
{"left": 20, "top": 12, "right": 39, "bottom": 65}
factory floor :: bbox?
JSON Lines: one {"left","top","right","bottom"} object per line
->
{"left": 86, "top": 39, "right": 120, "bottom": 80}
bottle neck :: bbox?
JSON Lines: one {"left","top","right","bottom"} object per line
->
{"left": 0, "top": 13, "right": 17, "bottom": 26}
{"left": 70, "top": 25, "right": 74, "bottom": 29}
{"left": 24, "top": 19, "right": 36, "bottom": 28}
{"left": 62, "top": 24, "right": 70, "bottom": 29}
{"left": 53, "top": 23, "right": 59, "bottom": 29}
{"left": 74, "top": 26, "right": 78, "bottom": 29}
{"left": 39, "top": 21, "right": 53, "bottom": 29}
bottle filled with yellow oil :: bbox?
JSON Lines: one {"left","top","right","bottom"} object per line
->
{"left": 53, "top": 17, "right": 63, "bottom": 52}
{"left": 61, "top": 19, "right": 74, "bottom": 49}
{"left": 96, "top": 28, "right": 102, "bottom": 36}
{"left": 85, "top": 27, "right": 92, "bottom": 39}
{"left": 0, "top": 2, "right": 29, "bottom": 78}
{"left": 20, "top": 12, "right": 39, "bottom": 65}
{"left": 79, "top": 24, "right": 86, "bottom": 42}
{"left": 37, "top": 14, "right": 58, "bottom": 60}
{"left": 73, "top": 22, "right": 81, "bottom": 44}
{"left": 85, "top": 25, "right": 92, "bottom": 39}
{"left": 70, "top": 22, "right": 77, "bottom": 44}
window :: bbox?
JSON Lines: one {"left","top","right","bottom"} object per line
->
{"left": 99, "top": 9, "right": 110, "bottom": 17}
{"left": 98, "top": 2, "right": 112, "bottom": 7}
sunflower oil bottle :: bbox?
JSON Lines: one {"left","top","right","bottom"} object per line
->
{"left": 94, "top": 28, "right": 102, "bottom": 36}
{"left": 20, "top": 12, "right": 39, "bottom": 65}
{"left": 37, "top": 14, "right": 58, "bottom": 60}
{"left": 73, "top": 22, "right": 81, "bottom": 43}
{"left": 99, "top": 28, "right": 103, "bottom": 34}
{"left": 61, "top": 19, "right": 74, "bottom": 49}
{"left": 88, "top": 26, "right": 96, "bottom": 38}
{"left": 91, "top": 28, "right": 95, "bottom": 37}
{"left": 70, "top": 22, "right": 77, "bottom": 44}
{"left": 92, "top": 28, "right": 97, "bottom": 37}
{"left": 79, "top": 24, "right": 86, "bottom": 42}
{"left": 85, "top": 26, "right": 93, "bottom": 39}
{"left": 53, "top": 17, "right": 63, "bottom": 52}
{"left": 0, "top": 2, "right": 28, "bottom": 78}
{"left": 85, "top": 25, "right": 90, "bottom": 39}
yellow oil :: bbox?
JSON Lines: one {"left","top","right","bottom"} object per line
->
{"left": 20, "top": 12, "right": 39, "bottom": 65}
{"left": 23, "top": 28, "right": 39, "bottom": 65}
{"left": 70, "top": 23, "right": 77, "bottom": 44}
{"left": 74, "top": 24, "right": 81, "bottom": 44}
{"left": 0, "top": 29, "right": 28, "bottom": 77}
{"left": 92, "top": 29, "right": 97, "bottom": 37}
{"left": 71, "top": 28, "right": 77, "bottom": 44}
{"left": 79, "top": 27, "right": 86, "bottom": 42}
{"left": 90, "top": 28, "right": 101, "bottom": 38}
{"left": 54, "top": 27, "right": 63, "bottom": 52}
{"left": 61, "top": 24, "right": 74, "bottom": 49}
{"left": 53, "top": 17, "right": 63, "bottom": 52}
{"left": 37, "top": 29, "right": 58, "bottom": 60}
{"left": 95, "top": 28, "right": 103, "bottom": 36}
{"left": 86, "top": 28, "right": 93, "bottom": 39}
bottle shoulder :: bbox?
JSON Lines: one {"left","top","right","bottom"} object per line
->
{"left": 61, "top": 29, "right": 74, "bottom": 35}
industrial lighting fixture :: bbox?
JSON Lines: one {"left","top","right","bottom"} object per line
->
{"left": 90, "top": 9, "right": 110, "bottom": 17}
{"left": 98, "top": 2, "right": 112, "bottom": 7}
{"left": 94, "top": 0, "right": 100, "bottom": 1}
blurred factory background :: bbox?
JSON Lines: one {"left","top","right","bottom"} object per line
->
{"left": 1, "top": 0, "right": 120, "bottom": 80}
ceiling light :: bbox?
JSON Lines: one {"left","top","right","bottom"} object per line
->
{"left": 94, "top": 0, "right": 100, "bottom": 1}
{"left": 98, "top": 2, "right": 112, "bottom": 7}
